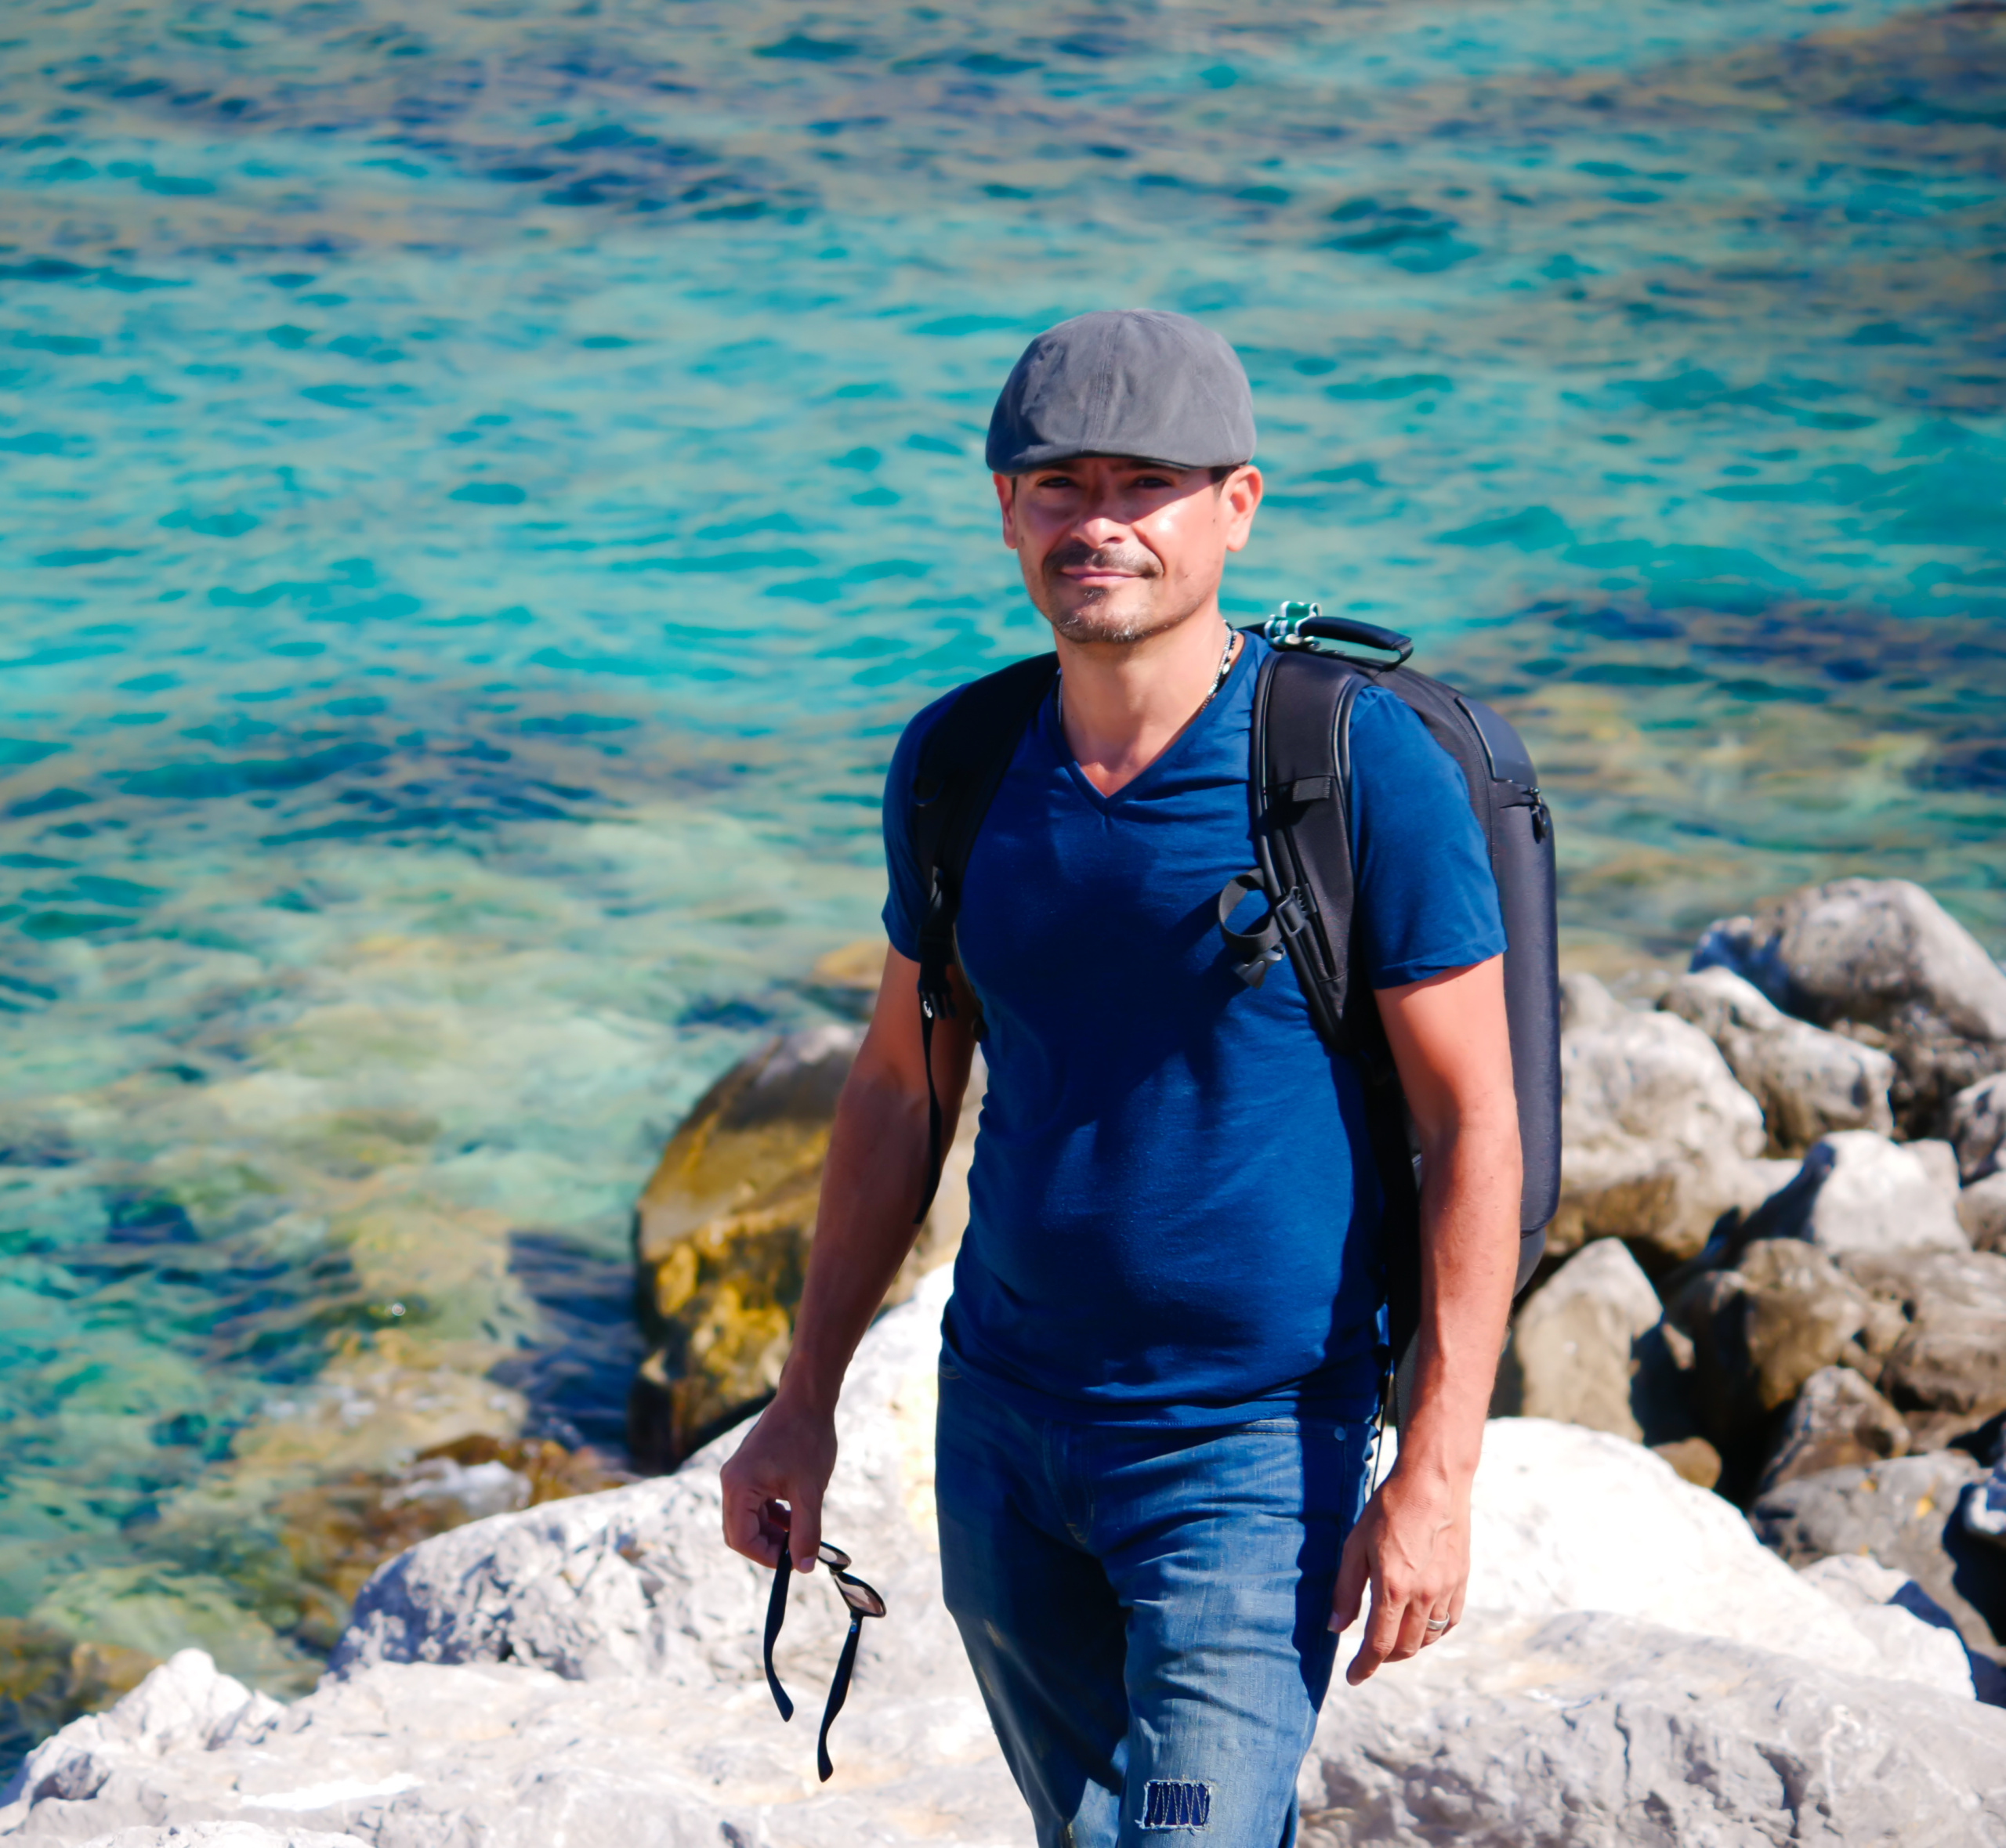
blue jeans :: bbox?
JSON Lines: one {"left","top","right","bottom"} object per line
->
{"left": 935, "top": 1359, "right": 1374, "bottom": 1848}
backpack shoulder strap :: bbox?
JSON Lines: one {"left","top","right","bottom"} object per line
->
{"left": 904, "top": 651, "right": 1059, "bottom": 1218}
{"left": 1219, "top": 645, "right": 1373, "bottom": 1048}
{"left": 1226, "top": 644, "right": 1423, "bottom": 1420}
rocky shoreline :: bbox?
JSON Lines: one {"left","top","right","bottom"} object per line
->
{"left": 4, "top": 876, "right": 2004, "bottom": 1846}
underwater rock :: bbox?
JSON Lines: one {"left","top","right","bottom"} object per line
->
{"left": 1552, "top": 974, "right": 1770, "bottom": 1266}
{"left": 24, "top": 1572, "right": 317, "bottom": 1702}
{"left": 628, "top": 1019, "right": 980, "bottom": 1473}
{"left": 1659, "top": 965, "right": 1895, "bottom": 1154}
{"left": 1503, "top": 1239, "right": 1694, "bottom": 1445}
{"left": 1694, "top": 877, "right": 2006, "bottom": 1138}
{"left": 0, "top": 1623, "right": 157, "bottom": 1788}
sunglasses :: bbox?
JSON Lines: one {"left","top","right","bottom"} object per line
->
{"left": 762, "top": 1535, "right": 888, "bottom": 1782}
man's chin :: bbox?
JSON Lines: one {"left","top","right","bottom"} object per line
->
{"left": 1044, "top": 599, "right": 1180, "bottom": 647}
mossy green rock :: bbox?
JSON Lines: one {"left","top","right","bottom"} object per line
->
{"left": 628, "top": 1025, "right": 861, "bottom": 1469}
{"left": 626, "top": 964, "right": 984, "bottom": 1471}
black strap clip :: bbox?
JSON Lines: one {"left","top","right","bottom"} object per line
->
{"left": 1218, "top": 871, "right": 1296, "bottom": 989}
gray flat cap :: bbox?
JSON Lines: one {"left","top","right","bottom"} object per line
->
{"left": 985, "top": 309, "right": 1256, "bottom": 474}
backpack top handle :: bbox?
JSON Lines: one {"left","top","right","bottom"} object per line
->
{"left": 1260, "top": 601, "right": 1414, "bottom": 667}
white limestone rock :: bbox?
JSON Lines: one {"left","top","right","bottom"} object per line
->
{"left": 1760, "top": 1127, "right": 1968, "bottom": 1256}
{"left": 1694, "top": 877, "right": 2006, "bottom": 1137}
{"left": 1753, "top": 1448, "right": 2006, "bottom": 1698}
{"left": 1504, "top": 1239, "right": 1689, "bottom": 1444}
{"left": 1553, "top": 974, "right": 1771, "bottom": 1264}
{"left": 0, "top": 1271, "right": 1021, "bottom": 1848}
{"left": 1449, "top": 1417, "right": 1971, "bottom": 1697}
{"left": 1913, "top": 1135, "right": 1964, "bottom": 1199}
{"left": 0, "top": 1649, "right": 282, "bottom": 1823}
{"left": 81, "top": 1828, "right": 368, "bottom": 1848}
{"left": 1961, "top": 1172, "right": 2006, "bottom": 1253}
{"left": 1660, "top": 964, "right": 1896, "bottom": 1152}
{"left": 1298, "top": 1610, "right": 2006, "bottom": 1847}
{"left": 331, "top": 1266, "right": 960, "bottom": 1691}
{"left": 1951, "top": 1072, "right": 2006, "bottom": 1184}
{"left": 5, "top": 1298, "right": 1989, "bottom": 1848}
{"left": 1794, "top": 1553, "right": 1976, "bottom": 1694}
{"left": 5, "top": 1656, "right": 1018, "bottom": 1848}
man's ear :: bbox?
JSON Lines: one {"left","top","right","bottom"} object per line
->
{"left": 993, "top": 472, "right": 1020, "bottom": 551}
{"left": 1222, "top": 465, "right": 1264, "bottom": 554}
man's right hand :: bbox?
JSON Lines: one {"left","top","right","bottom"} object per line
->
{"left": 720, "top": 1394, "right": 839, "bottom": 1574}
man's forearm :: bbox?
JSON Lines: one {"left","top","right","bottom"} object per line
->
{"left": 1392, "top": 1108, "right": 1521, "bottom": 1485}
{"left": 778, "top": 1061, "right": 951, "bottom": 1413}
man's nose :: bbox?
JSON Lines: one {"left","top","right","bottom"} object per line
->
{"left": 1072, "top": 502, "right": 1134, "bottom": 545}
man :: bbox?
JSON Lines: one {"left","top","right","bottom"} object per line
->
{"left": 722, "top": 309, "right": 1522, "bottom": 1846}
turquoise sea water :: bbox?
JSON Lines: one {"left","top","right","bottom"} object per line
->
{"left": 1, "top": 0, "right": 2003, "bottom": 1736}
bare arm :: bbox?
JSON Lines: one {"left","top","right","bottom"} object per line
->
{"left": 719, "top": 946, "right": 976, "bottom": 1575}
{"left": 1331, "top": 953, "right": 1521, "bottom": 1682}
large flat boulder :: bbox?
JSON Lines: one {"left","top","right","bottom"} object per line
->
{"left": 1694, "top": 877, "right": 2006, "bottom": 1137}
{"left": 1298, "top": 1611, "right": 2006, "bottom": 1847}
{"left": 1552, "top": 975, "right": 1773, "bottom": 1266}
{"left": 1660, "top": 965, "right": 1895, "bottom": 1154}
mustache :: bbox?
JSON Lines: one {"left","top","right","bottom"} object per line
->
{"left": 1042, "top": 537, "right": 1161, "bottom": 581}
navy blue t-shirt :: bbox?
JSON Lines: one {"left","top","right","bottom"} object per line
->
{"left": 882, "top": 634, "right": 1505, "bottom": 1427}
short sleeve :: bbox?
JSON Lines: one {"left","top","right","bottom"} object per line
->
{"left": 880, "top": 690, "right": 958, "bottom": 960}
{"left": 1346, "top": 686, "right": 1508, "bottom": 989}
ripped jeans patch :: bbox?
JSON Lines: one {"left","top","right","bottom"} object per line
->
{"left": 1139, "top": 1780, "right": 1214, "bottom": 1830}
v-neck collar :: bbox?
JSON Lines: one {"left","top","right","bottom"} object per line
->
{"left": 1049, "top": 634, "right": 1257, "bottom": 814}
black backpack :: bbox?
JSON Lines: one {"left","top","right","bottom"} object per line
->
{"left": 907, "top": 604, "right": 1561, "bottom": 1423}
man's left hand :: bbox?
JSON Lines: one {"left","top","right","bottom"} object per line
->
{"left": 1328, "top": 1458, "right": 1471, "bottom": 1683}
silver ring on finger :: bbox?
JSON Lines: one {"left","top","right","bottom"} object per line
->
{"left": 1425, "top": 1616, "right": 1451, "bottom": 1633}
